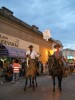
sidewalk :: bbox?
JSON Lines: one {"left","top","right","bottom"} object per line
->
{"left": 0, "top": 76, "right": 5, "bottom": 83}
{"left": 0, "top": 72, "right": 48, "bottom": 82}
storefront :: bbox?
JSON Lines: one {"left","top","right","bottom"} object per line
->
{"left": 0, "top": 43, "right": 26, "bottom": 63}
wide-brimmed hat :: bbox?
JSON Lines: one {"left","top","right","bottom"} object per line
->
{"left": 28, "top": 45, "right": 33, "bottom": 48}
{"left": 54, "top": 44, "right": 60, "bottom": 48}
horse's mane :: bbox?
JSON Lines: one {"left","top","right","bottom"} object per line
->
{"left": 48, "top": 55, "right": 61, "bottom": 70}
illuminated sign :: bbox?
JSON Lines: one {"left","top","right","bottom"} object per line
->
{"left": 67, "top": 56, "right": 74, "bottom": 59}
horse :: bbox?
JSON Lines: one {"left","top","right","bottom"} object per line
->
{"left": 69, "top": 65, "right": 74, "bottom": 75}
{"left": 48, "top": 55, "right": 63, "bottom": 93}
{"left": 24, "top": 55, "right": 37, "bottom": 91}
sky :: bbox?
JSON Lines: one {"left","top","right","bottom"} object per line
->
{"left": 0, "top": 0, "right": 75, "bottom": 49}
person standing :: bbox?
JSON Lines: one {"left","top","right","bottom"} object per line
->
{"left": 0, "top": 60, "right": 3, "bottom": 77}
{"left": 12, "top": 59, "right": 21, "bottom": 82}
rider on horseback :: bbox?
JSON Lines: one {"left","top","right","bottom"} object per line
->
{"left": 26, "top": 45, "right": 39, "bottom": 59}
{"left": 53, "top": 44, "right": 66, "bottom": 67}
{"left": 53, "top": 44, "right": 67, "bottom": 76}
{"left": 26, "top": 45, "right": 40, "bottom": 75}
{"left": 24, "top": 45, "right": 40, "bottom": 91}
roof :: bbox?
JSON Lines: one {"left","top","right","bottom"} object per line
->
{"left": 63, "top": 48, "right": 75, "bottom": 51}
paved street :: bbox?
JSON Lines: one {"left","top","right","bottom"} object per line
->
{"left": 0, "top": 74, "right": 75, "bottom": 100}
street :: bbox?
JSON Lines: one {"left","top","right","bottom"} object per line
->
{"left": 0, "top": 74, "right": 75, "bottom": 100}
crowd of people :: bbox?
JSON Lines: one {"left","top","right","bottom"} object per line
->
{"left": 0, "top": 59, "right": 44, "bottom": 82}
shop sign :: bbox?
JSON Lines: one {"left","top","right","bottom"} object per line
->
{"left": 0, "top": 33, "right": 19, "bottom": 47}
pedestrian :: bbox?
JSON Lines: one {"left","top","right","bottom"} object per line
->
{"left": 39, "top": 61, "right": 43, "bottom": 74}
{"left": 5, "top": 68, "right": 13, "bottom": 82}
{"left": 12, "top": 59, "right": 21, "bottom": 82}
{"left": 45, "top": 61, "right": 48, "bottom": 72}
{"left": 0, "top": 60, "right": 3, "bottom": 77}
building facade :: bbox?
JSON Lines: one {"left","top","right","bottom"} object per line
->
{"left": 63, "top": 49, "right": 75, "bottom": 62}
{"left": 0, "top": 7, "right": 63, "bottom": 64}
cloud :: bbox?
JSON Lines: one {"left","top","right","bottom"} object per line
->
{"left": 0, "top": 0, "right": 75, "bottom": 49}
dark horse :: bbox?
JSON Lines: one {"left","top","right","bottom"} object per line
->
{"left": 24, "top": 55, "right": 37, "bottom": 91}
{"left": 48, "top": 55, "right": 63, "bottom": 93}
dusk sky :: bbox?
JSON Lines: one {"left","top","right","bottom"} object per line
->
{"left": 0, "top": 0, "right": 75, "bottom": 49}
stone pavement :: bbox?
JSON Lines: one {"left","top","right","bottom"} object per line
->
{"left": 0, "top": 74, "right": 75, "bottom": 100}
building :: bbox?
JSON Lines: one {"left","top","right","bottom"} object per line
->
{"left": 63, "top": 49, "right": 75, "bottom": 62}
{"left": 0, "top": 7, "right": 63, "bottom": 64}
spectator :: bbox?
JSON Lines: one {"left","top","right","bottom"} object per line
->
{"left": 5, "top": 68, "right": 13, "bottom": 82}
{"left": 12, "top": 59, "right": 21, "bottom": 82}
{"left": 45, "top": 61, "right": 48, "bottom": 72}
{"left": 0, "top": 60, "right": 3, "bottom": 77}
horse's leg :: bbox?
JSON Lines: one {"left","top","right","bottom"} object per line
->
{"left": 52, "top": 76, "right": 55, "bottom": 93}
{"left": 24, "top": 77, "right": 28, "bottom": 91}
{"left": 29, "top": 77, "right": 32, "bottom": 87}
{"left": 57, "top": 76, "right": 62, "bottom": 92}
{"left": 32, "top": 77, "right": 35, "bottom": 90}
{"left": 35, "top": 76, "right": 37, "bottom": 87}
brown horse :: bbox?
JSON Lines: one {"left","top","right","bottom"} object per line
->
{"left": 24, "top": 55, "right": 37, "bottom": 91}
{"left": 48, "top": 55, "right": 63, "bottom": 93}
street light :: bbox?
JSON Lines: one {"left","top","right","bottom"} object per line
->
{"left": 43, "top": 30, "right": 51, "bottom": 41}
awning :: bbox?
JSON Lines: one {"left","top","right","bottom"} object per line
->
{"left": 0, "top": 44, "right": 26, "bottom": 58}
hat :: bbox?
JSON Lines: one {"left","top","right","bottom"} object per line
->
{"left": 28, "top": 45, "right": 33, "bottom": 48}
{"left": 54, "top": 44, "right": 60, "bottom": 48}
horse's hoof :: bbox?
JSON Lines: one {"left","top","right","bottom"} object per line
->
{"left": 33, "top": 88, "right": 35, "bottom": 90}
{"left": 60, "top": 91, "right": 62, "bottom": 94}
{"left": 58, "top": 87, "right": 60, "bottom": 90}
{"left": 30, "top": 85, "right": 32, "bottom": 87}
{"left": 24, "top": 88, "right": 26, "bottom": 91}
{"left": 36, "top": 84, "right": 38, "bottom": 87}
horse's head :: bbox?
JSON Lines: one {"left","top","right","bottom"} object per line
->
{"left": 48, "top": 55, "right": 55, "bottom": 68}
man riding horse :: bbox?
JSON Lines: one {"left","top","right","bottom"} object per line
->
{"left": 48, "top": 44, "right": 67, "bottom": 93}
{"left": 24, "top": 45, "right": 40, "bottom": 91}
{"left": 53, "top": 44, "right": 67, "bottom": 76}
{"left": 26, "top": 45, "right": 40, "bottom": 73}
{"left": 53, "top": 45, "right": 66, "bottom": 65}
{"left": 26, "top": 45, "right": 39, "bottom": 59}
